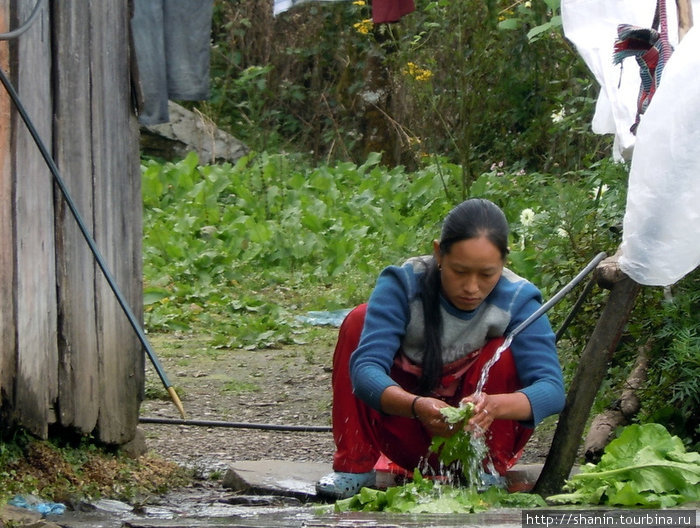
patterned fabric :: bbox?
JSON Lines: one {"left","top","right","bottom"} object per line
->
{"left": 613, "top": 0, "right": 674, "bottom": 134}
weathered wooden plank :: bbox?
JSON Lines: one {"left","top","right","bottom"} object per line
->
{"left": 90, "top": 0, "right": 143, "bottom": 444}
{"left": 53, "top": 0, "right": 100, "bottom": 433}
{"left": 0, "top": 2, "right": 16, "bottom": 414}
{"left": 12, "top": 0, "right": 57, "bottom": 438}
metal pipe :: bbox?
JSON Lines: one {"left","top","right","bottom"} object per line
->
{"left": 139, "top": 416, "right": 331, "bottom": 433}
{"left": 509, "top": 251, "right": 607, "bottom": 341}
{"left": 0, "top": 65, "right": 185, "bottom": 419}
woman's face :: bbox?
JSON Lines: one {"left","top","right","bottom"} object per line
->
{"left": 433, "top": 236, "right": 504, "bottom": 311}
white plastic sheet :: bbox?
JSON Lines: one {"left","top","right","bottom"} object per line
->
{"left": 561, "top": 0, "right": 667, "bottom": 161}
{"left": 618, "top": 25, "right": 700, "bottom": 285}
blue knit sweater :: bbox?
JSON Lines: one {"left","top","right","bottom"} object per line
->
{"left": 349, "top": 258, "right": 565, "bottom": 427}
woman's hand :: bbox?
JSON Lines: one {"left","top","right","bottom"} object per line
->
{"left": 461, "top": 393, "right": 495, "bottom": 431}
{"left": 413, "top": 396, "right": 461, "bottom": 437}
{"left": 461, "top": 391, "right": 533, "bottom": 431}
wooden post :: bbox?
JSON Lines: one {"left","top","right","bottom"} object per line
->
{"left": 533, "top": 273, "right": 640, "bottom": 497}
{"left": 53, "top": 0, "right": 100, "bottom": 434}
{"left": 90, "top": 0, "right": 143, "bottom": 444}
{"left": 0, "top": 1, "right": 15, "bottom": 412}
{"left": 11, "top": 0, "right": 58, "bottom": 438}
{"left": 1, "top": 0, "right": 142, "bottom": 444}
{"left": 676, "top": 0, "right": 693, "bottom": 41}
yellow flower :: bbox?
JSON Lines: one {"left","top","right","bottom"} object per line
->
{"left": 403, "top": 62, "right": 433, "bottom": 82}
{"left": 352, "top": 0, "right": 366, "bottom": 5}
{"left": 353, "top": 18, "right": 373, "bottom": 35}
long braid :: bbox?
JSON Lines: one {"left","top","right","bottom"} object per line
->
{"left": 418, "top": 257, "right": 443, "bottom": 393}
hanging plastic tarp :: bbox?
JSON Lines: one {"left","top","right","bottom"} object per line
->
{"left": 560, "top": 0, "right": 683, "bottom": 161}
{"left": 618, "top": 25, "right": 700, "bottom": 286}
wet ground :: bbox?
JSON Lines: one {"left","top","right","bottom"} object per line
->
{"left": 42, "top": 489, "right": 700, "bottom": 528}
{"left": 19, "top": 459, "right": 698, "bottom": 528}
{"left": 48, "top": 488, "right": 525, "bottom": 528}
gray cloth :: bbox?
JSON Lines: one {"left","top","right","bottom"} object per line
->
{"left": 274, "top": 0, "right": 347, "bottom": 16}
{"left": 131, "top": 0, "right": 213, "bottom": 125}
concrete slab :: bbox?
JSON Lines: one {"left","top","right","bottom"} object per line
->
{"left": 222, "top": 459, "right": 332, "bottom": 499}
{"left": 222, "top": 460, "right": 547, "bottom": 499}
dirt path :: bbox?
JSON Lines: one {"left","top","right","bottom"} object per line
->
{"left": 140, "top": 331, "right": 338, "bottom": 475}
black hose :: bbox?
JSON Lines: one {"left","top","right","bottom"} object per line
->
{"left": 0, "top": 0, "right": 44, "bottom": 40}
{"left": 139, "top": 416, "right": 331, "bottom": 433}
{"left": 555, "top": 275, "right": 597, "bottom": 342}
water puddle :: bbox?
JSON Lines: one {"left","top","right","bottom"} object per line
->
{"left": 49, "top": 485, "right": 528, "bottom": 528}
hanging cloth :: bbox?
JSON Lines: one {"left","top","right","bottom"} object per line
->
{"left": 131, "top": 0, "right": 213, "bottom": 125}
{"left": 274, "top": 0, "right": 414, "bottom": 23}
{"left": 618, "top": 25, "right": 700, "bottom": 286}
{"left": 372, "top": 0, "right": 415, "bottom": 23}
{"left": 613, "top": 0, "right": 674, "bottom": 134}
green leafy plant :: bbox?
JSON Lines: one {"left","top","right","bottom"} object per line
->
{"left": 429, "top": 402, "right": 485, "bottom": 485}
{"left": 640, "top": 268, "right": 700, "bottom": 449}
{"left": 334, "top": 470, "right": 546, "bottom": 514}
{"left": 333, "top": 468, "right": 546, "bottom": 513}
{"left": 548, "top": 423, "right": 700, "bottom": 507}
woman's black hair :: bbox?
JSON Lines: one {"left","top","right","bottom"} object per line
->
{"left": 417, "top": 199, "right": 509, "bottom": 394}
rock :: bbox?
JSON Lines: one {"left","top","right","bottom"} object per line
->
{"left": 120, "top": 427, "right": 147, "bottom": 458}
{"left": 140, "top": 101, "right": 248, "bottom": 164}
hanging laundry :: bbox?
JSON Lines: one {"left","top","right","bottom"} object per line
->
{"left": 131, "top": 0, "right": 213, "bottom": 125}
{"left": 613, "top": 0, "right": 674, "bottom": 134}
{"left": 372, "top": 0, "right": 415, "bottom": 23}
{"left": 619, "top": 25, "right": 700, "bottom": 286}
{"left": 561, "top": 0, "right": 658, "bottom": 160}
{"left": 274, "top": 0, "right": 414, "bottom": 23}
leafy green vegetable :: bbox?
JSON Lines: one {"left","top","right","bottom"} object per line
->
{"left": 548, "top": 423, "right": 700, "bottom": 507}
{"left": 333, "top": 469, "right": 546, "bottom": 513}
{"left": 429, "top": 402, "right": 486, "bottom": 486}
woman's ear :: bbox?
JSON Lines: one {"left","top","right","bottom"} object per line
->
{"left": 432, "top": 240, "right": 441, "bottom": 263}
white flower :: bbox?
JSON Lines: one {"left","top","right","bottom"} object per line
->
{"left": 524, "top": 1, "right": 532, "bottom": 7}
{"left": 551, "top": 108, "right": 565, "bottom": 123}
{"left": 556, "top": 227, "right": 568, "bottom": 238}
{"left": 591, "top": 183, "right": 609, "bottom": 198}
{"left": 520, "top": 208, "right": 536, "bottom": 227}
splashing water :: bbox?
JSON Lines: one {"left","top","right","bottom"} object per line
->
{"left": 473, "top": 334, "right": 513, "bottom": 398}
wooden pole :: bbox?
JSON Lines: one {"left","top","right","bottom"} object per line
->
{"left": 533, "top": 274, "right": 640, "bottom": 497}
{"left": 676, "top": 0, "right": 693, "bottom": 40}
